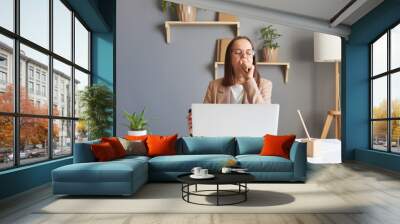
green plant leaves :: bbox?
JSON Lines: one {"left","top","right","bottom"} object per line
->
{"left": 79, "top": 84, "right": 113, "bottom": 140}
{"left": 123, "top": 109, "right": 148, "bottom": 131}
{"left": 260, "top": 25, "right": 282, "bottom": 49}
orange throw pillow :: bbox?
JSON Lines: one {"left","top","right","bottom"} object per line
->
{"left": 259, "top": 134, "right": 296, "bottom": 159}
{"left": 101, "top": 137, "right": 127, "bottom": 158}
{"left": 91, "top": 142, "right": 117, "bottom": 161}
{"left": 146, "top": 134, "right": 178, "bottom": 157}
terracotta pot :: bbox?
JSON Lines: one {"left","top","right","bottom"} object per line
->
{"left": 177, "top": 4, "right": 197, "bottom": 22}
{"left": 127, "top": 130, "right": 147, "bottom": 136}
{"left": 263, "top": 47, "right": 279, "bottom": 62}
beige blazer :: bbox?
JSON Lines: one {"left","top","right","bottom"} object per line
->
{"left": 203, "top": 78, "right": 272, "bottom": 104}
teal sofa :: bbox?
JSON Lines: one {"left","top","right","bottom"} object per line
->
{"left": 52, "top": 137, "right": 306, "bottom": 196}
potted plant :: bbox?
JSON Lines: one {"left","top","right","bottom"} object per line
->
{"left": 124, "top": 109, "right": 148, "bottom": 136}
{"left": 260, "top": 25, "right": 282, "bottom": 62}
{"left": 161, "top": 0, "right": 197, "bottom": 22}
{"left": 79, "top": 84, "right": 113, "bottom": 140}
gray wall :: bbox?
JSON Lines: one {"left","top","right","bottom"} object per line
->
{"left": 116, "top": 0, "right": 336, "bottom": 138}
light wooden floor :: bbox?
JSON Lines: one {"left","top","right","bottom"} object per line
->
{"left": 1, "top": 162, "right": 400, "bottom": 224}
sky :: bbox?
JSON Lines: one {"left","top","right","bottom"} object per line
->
{"left": 0, "top": 0, "right": 89, "bottom": 74}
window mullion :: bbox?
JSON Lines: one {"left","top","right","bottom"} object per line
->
{"left": 13, "top": 0, "right": 20, "bottom": 167}
{"left": 48, "top": 0, "right": 54, "bottom": 160}
{"left": 71, "top": 10, "right": 76, "bottom": 154}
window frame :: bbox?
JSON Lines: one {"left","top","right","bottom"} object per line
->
{"left": 370, "top": 20, "right": 400, "bottom": 154}
{"left": 0, "top": 0, "right": 92, "bottom": 171}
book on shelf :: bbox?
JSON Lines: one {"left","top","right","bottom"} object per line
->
{"left": 216, "top": 38, "right": 232, "bottom": 62}
{"left": 217, "top": 12, "right": 238, "bottom": 22}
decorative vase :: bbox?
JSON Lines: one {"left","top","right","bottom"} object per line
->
{"left": 263, "top": 47, "right": 279, "bottom": 62}
{"left": 127, "top": 130, "right": 147, "bottom": 136}
{"left": 177, "top": 4, "right": 197, "bottom": 22}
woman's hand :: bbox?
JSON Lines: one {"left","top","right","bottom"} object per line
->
{"left": 239, "top": 59, "right": 254, "bottom": 81}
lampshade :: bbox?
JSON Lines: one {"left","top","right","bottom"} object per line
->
{"left": 314, "top": 32, "right": 341, "bottom": 62}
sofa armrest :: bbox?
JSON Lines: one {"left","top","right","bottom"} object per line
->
{"left": 73, "top": 140, "right": 100, "bottom": 163}
{"left": 289, "top": 141, "right": 307, "bottom": 181}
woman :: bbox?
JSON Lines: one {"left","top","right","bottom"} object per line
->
{"left": 188, "top": 36, "right": 273, "bottom": 133}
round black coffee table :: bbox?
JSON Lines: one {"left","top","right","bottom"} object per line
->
{"left": 177, "top": 173, "right": 255, "bottom": 206}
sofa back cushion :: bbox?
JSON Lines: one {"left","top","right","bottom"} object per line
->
{"left": 179, "top": 137, "right": 235, "bottom": 155}
{"left": 73, "top": 139, "right": 100, "bottom": 163}
{"left": 235, "top": 137, "right": 263, "bottom": 155}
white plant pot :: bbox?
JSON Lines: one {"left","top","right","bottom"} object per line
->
{"left": 127, "top": 130, "right": 147, "bottom": 136}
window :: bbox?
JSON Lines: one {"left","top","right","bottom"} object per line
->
{"left": 42, "top": 85, "right": 46, "bottom": 97}
{"left": 0, "top": 34, "right": 13, "bottom": 112}
{"left": 0, "top": 55, "right": 7, "bottom": 67}
{"left": 28, "top": 67, "right": 34, "bottom": 80}
{"left": 20, "top": 0, "right": 49, "bottom": 49}
{"left": 0, "top": 116, "right": 13, "bottom": 170}
{"left": 0, "top": 0, "right": 91, "bottom": 170}
{"left": 35, "top": 84, "right": 40, "bottom": 95}
{"left": 371, "top": 23, "right": 400, "bottom": 154}
{"left": 75, "top": 18, "right": 89, "bottom": 70}
{"left": 28, "top": 81, "right": 34, "bottom": 94}
{"left": 0, "top": 0, "right": 14, "bottom": 32}
{"left": 53, "top": 59, "right": 71, "bottom": 117}
{"left": 35, "top": 70, "right": 40, "bottom": 81}
{"left": 74, "top": 69, "right": 89, "bottom": 118}
{"left": 0, "top": 71, "right": 6, "bottom": 84}
{"left": 53, "top": 0, "right": 72, "bottom": 60}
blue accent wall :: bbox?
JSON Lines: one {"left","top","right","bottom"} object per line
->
{"left": 0, "top": 158, "right": 72, "bottom": 199}
{"left": 92, "top": 33, "right": 113, "bottom": 87}
{"left": 0, "top": 0, "right": 115, "bottom": 200}
{"left": 343, "top": 0, "right": 400, "bottom": 171}
{"left": 91, "top": 0, "right": 116, "bottom": 135}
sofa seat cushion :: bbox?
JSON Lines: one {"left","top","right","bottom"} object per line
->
{"left": 116, "top": 155, "right": 150, "bottom": 163}
{"left": 149, "top": 154, "right": 235, "bottom": 172}
{"left": 53, "top": 159, "right": 147, "bottom": 183}
{"left": 236, "top": 155, "right": 293, "bottom": 172}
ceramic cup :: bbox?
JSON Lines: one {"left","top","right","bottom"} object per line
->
{"left": 200, "top": 169, "right": 208, "bottom": 176}
{"left": 221, "top": 167, "right": 232, "bottom": 174}
{"left": 191, "top": 167, "right": 202, "bottom": 176}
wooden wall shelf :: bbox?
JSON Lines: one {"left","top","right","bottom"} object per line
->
{"left": 214, "top": 62, "right": 290, "bottom": 83}
{"left": 165, "top": 21, "right": 240, "bottom": 43}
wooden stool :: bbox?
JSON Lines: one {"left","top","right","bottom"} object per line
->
{"left": 321, "top": 110, "right": 341, "bottom": 139}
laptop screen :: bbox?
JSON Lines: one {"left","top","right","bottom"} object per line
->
{"left": 192, "top": 104, "right": 279, "bottom": 137}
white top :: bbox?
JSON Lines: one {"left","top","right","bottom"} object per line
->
{"left": 230, "top": 84, "right": 244, "bottom": 104}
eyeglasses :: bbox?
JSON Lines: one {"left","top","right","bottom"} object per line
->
{"left": 231, "top": 49, "right": 255, "bottom": 56}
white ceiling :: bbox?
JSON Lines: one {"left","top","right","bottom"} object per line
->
{"left": 171, "top": 0, "right": 384, "bottom": 37}
{"left": 227, "top": 0, "right": 352, "bottom": 23}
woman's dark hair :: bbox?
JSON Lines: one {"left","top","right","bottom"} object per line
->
{"left": 222, "top": 36, "right": 261, "bottom": 87}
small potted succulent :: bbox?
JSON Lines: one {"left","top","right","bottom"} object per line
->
{"left": 260, "top": 25, "right": 282, "bottom": 62}
{"left": 124, "top": 109, "right": 148, "bottom": 136}
{"left": 161, "top": 0, "right": 197, "bottom": 22}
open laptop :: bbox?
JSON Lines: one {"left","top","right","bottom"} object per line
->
{"left": 191, "top": 104, "right": 280, "bottom": 137}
